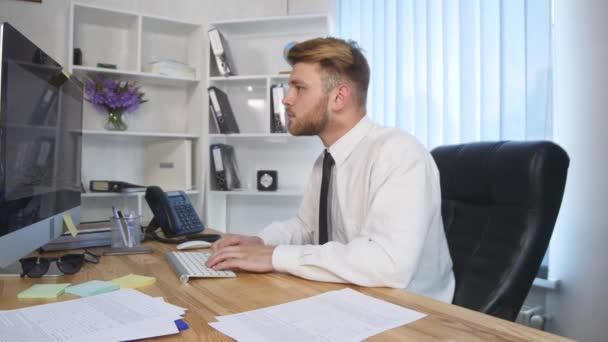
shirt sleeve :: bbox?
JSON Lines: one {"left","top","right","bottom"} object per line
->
{"left": 270, "top": 138, "right": 442, "bottom": 289}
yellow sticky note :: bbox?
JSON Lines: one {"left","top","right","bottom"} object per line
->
{"left": 62, "top": 212, "right": 79, "bottom": 237}
{"left": 110, "top": 274, "right": 156, "bottom": 289}
{"left": 18, "top": 283, "right": 71, "bottom": 299}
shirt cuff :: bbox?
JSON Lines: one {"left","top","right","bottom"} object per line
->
{"left": 272, "top": 245, "right": 303, "bottom": 273}
{"left": 256, "top": 221, "right": 284, "bottom": 245}
{"left": 256, "top": 229, "right": 275, "bottom": 245}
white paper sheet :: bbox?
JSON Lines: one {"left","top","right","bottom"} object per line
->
{"left": 210, "top": 288, "right": 426, "bottom": 342}
{"left": 0, "top": 289, "right": 183, "bottom": 342}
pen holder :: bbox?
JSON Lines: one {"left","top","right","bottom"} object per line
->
{"left": 110, "top": 215, "right": 143, "bottom": 249}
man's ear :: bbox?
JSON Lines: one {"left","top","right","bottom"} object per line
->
{"left": 329, "top": 84, "right": 352, "bottom": 111}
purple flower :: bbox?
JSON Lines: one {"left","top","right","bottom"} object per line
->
{"left": 84, "top": 76, "right": 147, "bottom": 115}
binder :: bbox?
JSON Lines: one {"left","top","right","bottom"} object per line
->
{"left": 208, "top": 28, "right": 233, "bottom": 76}
{"left": 210, "top": 144, "right": 241, "bottom": 191}
{"left": 89, "top": 180, "right": 146, "bottom": 193}
{"left": 270, "top": 84, "right": 287, "bottom": 133}
{"left": 208, "top": 86, "right": 240, "bottom": 134}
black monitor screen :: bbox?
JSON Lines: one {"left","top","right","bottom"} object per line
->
{"left": 0, "top": 23, "right": 82, "bottom": 238}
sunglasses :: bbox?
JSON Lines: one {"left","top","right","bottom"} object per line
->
{"left": 19, "top": 249, "right": 100, "bottom": 278}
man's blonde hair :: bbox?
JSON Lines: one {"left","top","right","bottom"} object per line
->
{"left": 287, "top": 37, "right": 370, "bottom": 108}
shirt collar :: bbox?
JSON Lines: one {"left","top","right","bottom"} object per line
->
{"left": 327, "top": 116, "right": 373, "bottom": 167}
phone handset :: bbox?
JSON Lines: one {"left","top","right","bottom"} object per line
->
{"left": 144, "top": 186, "right": 220, "bottom": 244}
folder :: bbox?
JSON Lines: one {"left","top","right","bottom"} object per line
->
{"left": 208, "top": 86, "right": 240, "bottom": 134}
{"left": 210, "top": 144, "right": 241, "bottom": 191}
{"left": 208, "top": 28, "right": 233, "bottom": 76}
{"left": 270, "top": 84, "right": 287, "bottom": 133}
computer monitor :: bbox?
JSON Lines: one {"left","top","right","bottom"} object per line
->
{"left": 0, "top": 23, "right": 83, "bottom": 275}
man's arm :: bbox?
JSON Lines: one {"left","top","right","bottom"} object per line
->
{"left": 272, "top": 141, "right": 443, "bottom": 288}
{"left": 206, "top": 158, "right": 321, "bottom": 270}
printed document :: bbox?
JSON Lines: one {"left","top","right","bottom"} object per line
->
{"left": 209, "top": 288, "right": 426, "bottom": 342}
{"left": 0, "top": 289, "right": 185, "bottom": 342}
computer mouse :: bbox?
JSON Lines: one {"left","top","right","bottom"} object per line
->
{"left": 176, "top": 240, "right": 212, "bottom": 250}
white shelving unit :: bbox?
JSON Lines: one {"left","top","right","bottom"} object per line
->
{"left": 205, "top": 14, "right": 328, "bottom": 234}
{"left": 68, "top": 2, "right": 204, "bottom": 223}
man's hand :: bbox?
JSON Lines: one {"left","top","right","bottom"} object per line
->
{"left": 205, "top": 244, "right": 276, "bottom": 273}
{"left": 211, "top": 234, "right": 264, "bottom": 252}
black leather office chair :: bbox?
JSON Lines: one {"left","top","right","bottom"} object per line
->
{"left": 431, "top": 141, "right": 569, "bottom": 321}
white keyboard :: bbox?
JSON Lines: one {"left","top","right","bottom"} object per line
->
{"left": 165, "top": 251, "right": 236, "bottom": 283}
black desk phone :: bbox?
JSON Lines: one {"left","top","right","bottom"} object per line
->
{"left": 144, "top": 186, "right": 220, "bottom": 243}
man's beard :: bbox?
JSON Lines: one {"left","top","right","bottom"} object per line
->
{"left": 287, "top": 95, "right": 329, "bottom": 136}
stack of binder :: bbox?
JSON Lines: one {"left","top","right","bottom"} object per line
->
{"left": 210, "top": 144, "right": 241, "bottom": 191}
{"left": 208, "top": 28, "right": 234, "bottom": 76}
{"left": 270, "top": 84, "right": 287, "bottom": 133}
{"left": 208, "top": 86, "right": 240, "bottom": 134}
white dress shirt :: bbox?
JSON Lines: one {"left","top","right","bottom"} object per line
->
{"left": 257, "top": 116, "right": 455, "bottom": 303}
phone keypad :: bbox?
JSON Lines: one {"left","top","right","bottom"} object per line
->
{"left": 177, "top": 205, "right": 201, "bottom": 230}
{"left": 170, "top": 196, "right": 203, "bottom": 233}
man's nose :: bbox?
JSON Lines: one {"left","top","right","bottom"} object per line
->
{"left": 282, "top": 89, "right": 294, "bottom": 106}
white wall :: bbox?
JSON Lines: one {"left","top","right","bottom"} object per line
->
{"left": 550, "top": 0, "right": 608, "bottom": 340}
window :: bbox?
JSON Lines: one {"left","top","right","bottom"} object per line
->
{"left": 334, "top": 0, "right": 553, "bottom": 149}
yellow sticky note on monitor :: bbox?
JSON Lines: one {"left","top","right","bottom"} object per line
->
{"left": 18, "top": 283, "right": 71, "bottom": 299}
{"left": 110, "top": 274, "right": 156, "bottom": 289}
{"left": 62, "top": 212, "right": 79, "bottom": 237}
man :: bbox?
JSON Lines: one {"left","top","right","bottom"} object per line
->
{"left": 206, "top": 37, "right": 455, "bottom": 302}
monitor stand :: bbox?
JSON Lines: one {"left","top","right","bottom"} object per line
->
{"left": 0, "top": 261, "right": 63, "bottom": 277}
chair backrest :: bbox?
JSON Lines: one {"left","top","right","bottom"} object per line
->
{"left": 430, "top": 141, "right": 569, "bottom": 321}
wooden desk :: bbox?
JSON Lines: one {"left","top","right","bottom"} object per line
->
{"left": 0, "top": 240, "right": 571, "bottom": 341}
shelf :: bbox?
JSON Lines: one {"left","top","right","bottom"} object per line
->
{"left": 82, "top": 130, "right": 198, "bottom": 139}
{"left": 205, "top": 14, "right": 329, "bottom": 233}
{"left": 210, "top": 14, "right": 328, "bottom": 37}
{"left": 209, "top": 133, "right": 320, "bottom": 144}
{"left": 72, "top": 3, "right": 139, "bottom": 72}
{"left": 83, "top": 190, "right": 199, "bottom": 198}
{"left": 71, "top": 2, "right": 204, "bottom": 223}
{"left": 209, "top": 189, "right": 302, "bottom": 197}
{"left": 209, "top": 133, "right": 293, "bottom": 138}
{"left": 71, "top": 66, "right": 199, "bottom": 86}
{"left": 209, "top": 74, "right": 288, "bottom": 82}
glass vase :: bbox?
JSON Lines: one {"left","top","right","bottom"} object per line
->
{"left": 104, "top": 111, "right": 128, "bottom": 131}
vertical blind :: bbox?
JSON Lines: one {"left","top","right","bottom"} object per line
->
{"left": 334, "top": 0, "right": 553, "bottom": 149}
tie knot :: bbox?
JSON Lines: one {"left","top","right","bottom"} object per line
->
{"left": 323, "top": 150, "right": 335, "bottom": 167}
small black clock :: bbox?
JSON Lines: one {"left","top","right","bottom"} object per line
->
{"left": 257, "top": 170, "right": 278, "bottom": 191}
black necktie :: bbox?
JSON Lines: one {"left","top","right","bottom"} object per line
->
{"left": 319, "top": 150, "right": 334, "bottom": 245}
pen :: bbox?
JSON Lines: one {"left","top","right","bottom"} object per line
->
{"left": 125, "top": 211, "right": 136, "bottom": 248}
{"left": 114, "top": 208, "right": 129, "bottom": 247}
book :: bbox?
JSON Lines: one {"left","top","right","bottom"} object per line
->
{"left": 89, "top": 180, "right": 146, "bottom": 193}
{"left": 270, "top": 84, "right": 287, "bottom": 133}
{"left": 210, "top": 144, "right": 241, "bottom": 191}
{"left": 143, "top": 60, "right": 196, "bottom": 79}
{"left": 208, "top": 28, "right": 234, "bottom": 76}
{"left": 208, "top": 86, "right": 240, "bottom": 134}
{"left": 40, "top": 227, "right": 112, "bottom": 252}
